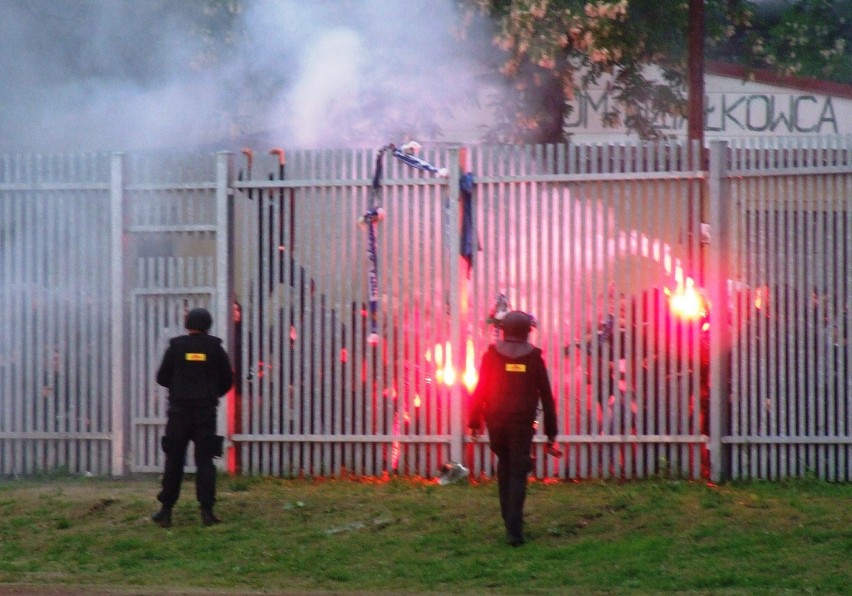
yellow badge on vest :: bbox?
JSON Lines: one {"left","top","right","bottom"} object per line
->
{"left": 186, "top": 353, "right": 207, "bottom": 362}
{"left": 505, "top": 363, "right": 526, "bottom": 372}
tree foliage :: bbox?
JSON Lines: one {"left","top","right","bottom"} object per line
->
{"left": 752, "top": 0, "right": 852, "bottom": 83}
{"left": 463, "top": 0, "right": 756, "bottom": 142}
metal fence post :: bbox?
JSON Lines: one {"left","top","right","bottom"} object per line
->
{"left": 447, "top": 147, "right": 463, "bottom": 463}
{"left": 708, "top": 140, "right": 732, "bottom": 482}
{"left": 110, "top": 152, "right": 126, "bottom": 477}
{"left": 215, "top": 151, "right": 233, "bottom": 466}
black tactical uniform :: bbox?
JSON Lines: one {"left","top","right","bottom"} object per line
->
{"left": 152, "top": 308, "right": 233, "bottom": 527}
{"left": 468, "top": 311, "right": 558, "bottom": 546}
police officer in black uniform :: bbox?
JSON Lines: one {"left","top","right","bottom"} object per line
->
{"left": 152, "top": 307, "right": 233, "bottom": 528}
{"left": 468, "top": 311, "right": 559, "bottom": 546}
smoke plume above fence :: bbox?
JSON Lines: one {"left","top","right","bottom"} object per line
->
{"left": 0, "top": 0, "right": 495, "bottom": 153}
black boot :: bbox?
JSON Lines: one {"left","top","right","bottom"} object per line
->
{"left": 151, "top": 506, "right": 172, "bottom": 528}
{"left": 506, "top": 532, "right": 526, "bottom": 547}
{"left": 200, "top": 506, "right": 221, "bottom": 526}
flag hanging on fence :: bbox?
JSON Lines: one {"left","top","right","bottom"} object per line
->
{"left": 459, "top": 171, "right": 479, "bottom": 274}
{"left": 391, "top": 141, "right": 449, "bottom": 177}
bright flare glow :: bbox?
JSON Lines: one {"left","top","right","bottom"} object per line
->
{"left": 463, "top": 338, "right": 478, "bottom": 393}
{"left": 442, "top": 343, "right": 456, "bottom": 386}
{"left": 428, "top": 340, "right": 474, "bottom": 388}
{"left": 669, "top": 280, "right": 705, "bottom": 320}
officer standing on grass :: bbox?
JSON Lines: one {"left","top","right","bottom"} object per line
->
{"left": 468, "top": 311, "right": 559, "bottom": 546}
{"left": 152, "top": 307, "right": 233, "bottom": 528}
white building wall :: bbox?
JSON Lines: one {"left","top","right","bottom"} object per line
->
{"left": 565, "top": 73, "right": 852, "bottom": 143}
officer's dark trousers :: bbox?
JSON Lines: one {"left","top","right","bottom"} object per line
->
{"left": 158, "top": 403, "right": 218, "bottom": 509}
{"left": 487, "top": 421, "right": 534, "bottom": 542}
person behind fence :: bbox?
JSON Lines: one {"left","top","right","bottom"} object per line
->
{"left": 468, "top": 310, "right": 559, "bottom": 546}
{"left": 152, "top": 307, "right": 233, "bottom": 528}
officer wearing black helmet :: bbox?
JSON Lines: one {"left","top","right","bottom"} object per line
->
{"left": 468, "top": 310, "right": 559, "bottom": 546}
{"left": 152, "top": 307, "right": 233, "bottom": 528}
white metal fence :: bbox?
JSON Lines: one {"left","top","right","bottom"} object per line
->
{"left": 0, "top": 138, "right": 849, "bottom": 481}
{"left": 0, "top": 153, "right": 117, "bottom": 476}
{"left": 721, "top": 138, "right": 852, "bottom": 480}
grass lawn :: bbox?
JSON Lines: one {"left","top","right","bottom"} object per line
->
{"left": 0, "top": 473, "right": 849, "bottom": 594}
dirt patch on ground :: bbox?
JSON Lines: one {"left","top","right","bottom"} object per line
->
{"left": 0, "top": 588, "right": 408, "bottom": 596}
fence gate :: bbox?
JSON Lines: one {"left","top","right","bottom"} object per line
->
{"left": 125, "top": 153, "right": 229, "bottom": 474}
{"left": 230, "top": 143, "right": 708, "bottom": 480}
{"left": 231, "top": 147, "right": 460, "bottom": 477}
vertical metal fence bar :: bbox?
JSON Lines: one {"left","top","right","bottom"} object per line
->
{"left": 332, "top": 149, "right": 346, "bottom": 474}
{"left": 771, "top": 163, "right": 785, "bottom": 479}
{"left": 343, "top": 150, "right": 358, "bottom": 475}
{"left": 22, "top": 157, "right": 36, "bottom": 472}
{"left": 766, "top": 140, "right": 779, "bottom": 478}
{"left": 742, "top": 146, "right": 756, "bottom": 478}
{"left": 319, "top": 151, "right": 333, "bottom": 475}
{"left": 843, "top": 166, "right": 851, "bottom": 481}
{"left": 621, "top": 152, "right": 635, "bottom": 478}
{"left": 353, "top": 151, "right": 367, "bottom": 475}
{"left": 76, "top": 177, "right": 90, "bottom": 473}
{"left": 238, "top": 170, "right": 251, "bottom": 473}
{"left": 215, "top": 152, "right": 231, "bottom": 469}
{"left": 559, "top": 155, "right": 573, "bottom": 497}
{"left": 781, "top": 164, "right": 795, "bottom": 478}
{"left": 268, "top": 170, "right": 281, "bottom": 476}
{"left": 277, "top": 160, "right": 291, "bottom": 477}
{"left": 1, "top": 157, "right": 11, "bottom": 473}
{"left": 815, "top": 164, "right": 830, "bottom": 478}
{"left": 708, "top": 140, "right": 731, "bottom": 483}
{"left": 94, "top": 173, "right": 108, "bottom": 474}
{"left": 110, "top": 152, "right": 124, "bottom": 475}
{"left": 826, "top": 160, "right": 839, "bottom": 481}
{"left": 755, "top": 141, "right": 769, "bottom": 479}
{"left": 44, "top": 157, "right": 57, "bottom": 471}
{"left": 249, "top": 168, "right": 261, "bottom": 475}
{"left": 577, "top": 148, "right": 591, "bottom": 478}
{"left": 804, "top": 147, "right": 818, "bottom": 473}
{"left": 261, "top": 163, "right": 274, "bottom": 476}
{"left": 565, "top": 143, "right": 581, "bottom": 479}
{"left": 610, "top": 144, "right": 623, "bottom": 477}
{"left": 302, "top": 151, "right": 316, "bottom": 475}
{"left": 79, "top": 158, "right": 90, "bottom": 472}
{"left": 413, "top": 161, "right": 426, "bottom": 475}
{"left": 33, "top": 156, "right": 46, "bottom": 470}
{"left": 729, "top": 153, "right": 742, "bottom": 479}
{"left": 430, "top": 161, "right": 443, "bottom": 476}
{"left": 11, "top": 158, "right": 22, "bottom": 472}
{"left": 791, "top": 145, "right": 804, "bottom": 477}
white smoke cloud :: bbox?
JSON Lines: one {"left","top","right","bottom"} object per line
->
{"left": 287, "top": 28, "right": 364, "bottom": 147}
{"left": 0, "top": 0, "right": 498, "bottom": 153}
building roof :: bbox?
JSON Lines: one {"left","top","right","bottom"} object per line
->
{"left": 707, "top": 61, "right": 852, "bottom": 102}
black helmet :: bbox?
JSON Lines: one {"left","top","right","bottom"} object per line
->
{"left": 501, "top": 310, "right": 534, "bottom": 341}
{"left": 185, "top": 307, "right": 212, "bottom": 332}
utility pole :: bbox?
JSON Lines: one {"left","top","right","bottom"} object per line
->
{"left": 688, "top": 0, "right": 705, "bottom": 152}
